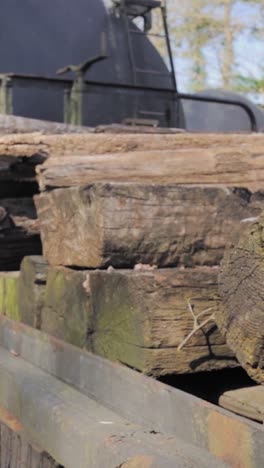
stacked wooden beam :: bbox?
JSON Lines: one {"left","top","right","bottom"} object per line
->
{"left": 1, "top": 131, "right": 264, "bottom": 376}
{"left": 0, "top": 256, "right": 236, "bottom": 376}
{"left": 0, "top": 113, "right": 94, "bottom": 135}
{"left": 1, "top": 130, "right": 262, "bottom": 271}
{"left": 0, "top": 129, "right": 164, "bottom": 270}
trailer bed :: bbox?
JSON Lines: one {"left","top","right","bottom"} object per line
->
{"left": 0, "top": 317, "right": 262, "bottom": 468}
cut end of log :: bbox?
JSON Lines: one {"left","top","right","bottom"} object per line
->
{"left": 217, "top": 216, "right": 264, "bottom": 384}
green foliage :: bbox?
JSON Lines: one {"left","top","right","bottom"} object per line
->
{"left": 155, "top": 0, "right": 264, "bottom": 95}
{"left": 233, "top": 75, "right": 264, "bottom": 93}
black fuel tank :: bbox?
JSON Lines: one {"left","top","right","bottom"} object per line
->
{"left": 0, "top": 0, "right": 177, "bottom": 126}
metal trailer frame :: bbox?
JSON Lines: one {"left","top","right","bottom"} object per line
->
{"left": 0, "top": 73, "right": 258, "bottom": 131}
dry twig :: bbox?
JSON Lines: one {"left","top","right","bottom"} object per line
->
{"left": 177, "top": 299, "right": 215, "bottom": 351}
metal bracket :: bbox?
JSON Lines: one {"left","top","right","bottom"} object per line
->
{"left": 0, "top": 75, "right": 13, "bottom": 115}
{"left": 122, "top": 117, "right": 159, "bottom": 127}
{"left": 57, "top": 35, "right": 108, "bottom": 126}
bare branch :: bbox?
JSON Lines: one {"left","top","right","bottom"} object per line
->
{"left": 177, "top": 299, "right": 215, "bottom": 351}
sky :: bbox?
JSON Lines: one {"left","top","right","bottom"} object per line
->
{"left": 166, "top": 1, "right": 264, "bottom": 103}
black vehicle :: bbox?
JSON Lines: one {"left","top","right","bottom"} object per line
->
{"left": 0, "top": 0, "right": 263, "bottom": 131}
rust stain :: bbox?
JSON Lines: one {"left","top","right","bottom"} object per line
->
{"left": 104, "top": 434, "right": 125, "bottom": 448}
{"left": 120, "top": 455, "right": 154, "bottom": 468}
{"left": 1, "top": 316, "right": 66, "bottom": 352}
{"left": 1, "top": 316, "right": 28, "bottom": 336}
{"left": 0, "top": 405, "right": 22, "bottom": 433}
{"left": 48, "top": 333, "right": 65, "bottom": 351}
{"left": 208, "top": 411, "right": 253, "bottom": 468}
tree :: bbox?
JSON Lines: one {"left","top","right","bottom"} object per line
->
{"left": 216, "top": 0, "right": 242, "bottom": 88}
{"left": 151, "top": 1, "right": 218, "bottom": 90}
{"left": 166, "top": 0, "right": 223, "bottom": 90}
{"left": 158, "top": 0, "right": 264, "bottom": 96}
{"left": 233, "top": 75, "right": 264, "bottom": 93}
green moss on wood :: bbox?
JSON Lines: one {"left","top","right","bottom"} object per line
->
{"left": 5, "top": 276, "right": 20, "bottom": 321}
{"left": 0, "top": 277, "right": 4, "bottom": 314}
{"left": 89, "top": 273, "right": 147, "bottom": 370}
{"left": 0, "top": 273, "right": 20, "bottom": 321}
{"left": 42, "top": 267, "right": 92, "bottom": 348}
{"left": 18, "top": 256, "right": 47, "bottom": 328}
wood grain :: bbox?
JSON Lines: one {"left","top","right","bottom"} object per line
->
{"left": 0, "top": 345, "right": 223, "bottom": 468}
{"left": 41, "top": 266, "right": 92, "bottom": 348}
{"left": 0, "top": 113, "right": 92, "bottom": 135}
{"left": 1, "top": 317, "right": 263, "bottom": 468}
{"left": 1, "top": 132, "right": 264, "bottom": 189}
{"left": 1, "top": 132, "right": 263, "bottom": 159}
{"left": 219, "top": 386, "right": 264, "bottom": 423}
{"left": 0, "top": 259, "right": 237, "bottom": 375}
{"left": 37, "top": 144, "right": 264, "bottom": 192}
{"left": 218, "top": 216, "right": 264, "bottom": 383}
{"left": 35, "top": 183, "right": 264, "bottom": 268}
{"left": 18, "top": 256, "right": 47, "bottom": 329}
{"left": 87, "top": 267, "right": 236, "bottom": 375}
{"left": 0, "top": 403, "right": 58, "bottom": 467}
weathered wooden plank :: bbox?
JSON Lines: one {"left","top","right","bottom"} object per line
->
{"left": 0, "top": 113, "right": 92, "bottom": 135}
{"left": 10, "top": 258, "right": 228, "bottom": 373}
{"left": 87, "top": 268, "right": 236, "bottom": 375}
{"left": 218, "top": 216, "right": 264, "bottom": 384}
{"left": 95, "top": 124, "right": 186, "bottom": 134}
{"left": 37, "top": 144, "right": 264, "bottom": 192}
{"left": 0, "top": 346, "right": 224, "bottom": 468}
{"left": 35, "top": 183, "right": 264, "bottom": 268}
{"left": 219, "top": 386, "right": 264, "bottom": 423}
{"left": 1, "top": 318, "right": 263, "bottom": 468}
{"left": 41, "top": 267, "right": 92, "bottom": 348}
{"left": 2, "top": 132, "right": 264, "bottom": 189}
{"left": 0, "top": 260, "right": 236, "bottom": 374}
{"left": 0, "top": 272, "right": 19, "bottom": 320}
{"left": 16, "top": 258, "right": 91, "bottom": 347}
{"left": 0, "top": 406, "right": 58, "bottom": 468}
{"left": 0, "top": 116, "right": 182, "bottom": 136}
{"left": 1, "top": 132, "right": 263, "bottom": 160}
{"left": 0, "top": 264, "right": 249, "bottom": 381}
{"left": 0, "top": 124, "right": 94, "bottom": 184}
{"left": 18, "top": 256, "right": 47, "bottom": 328}
{"left": 0, "top": 257, "right": 49, "bottom": 328}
